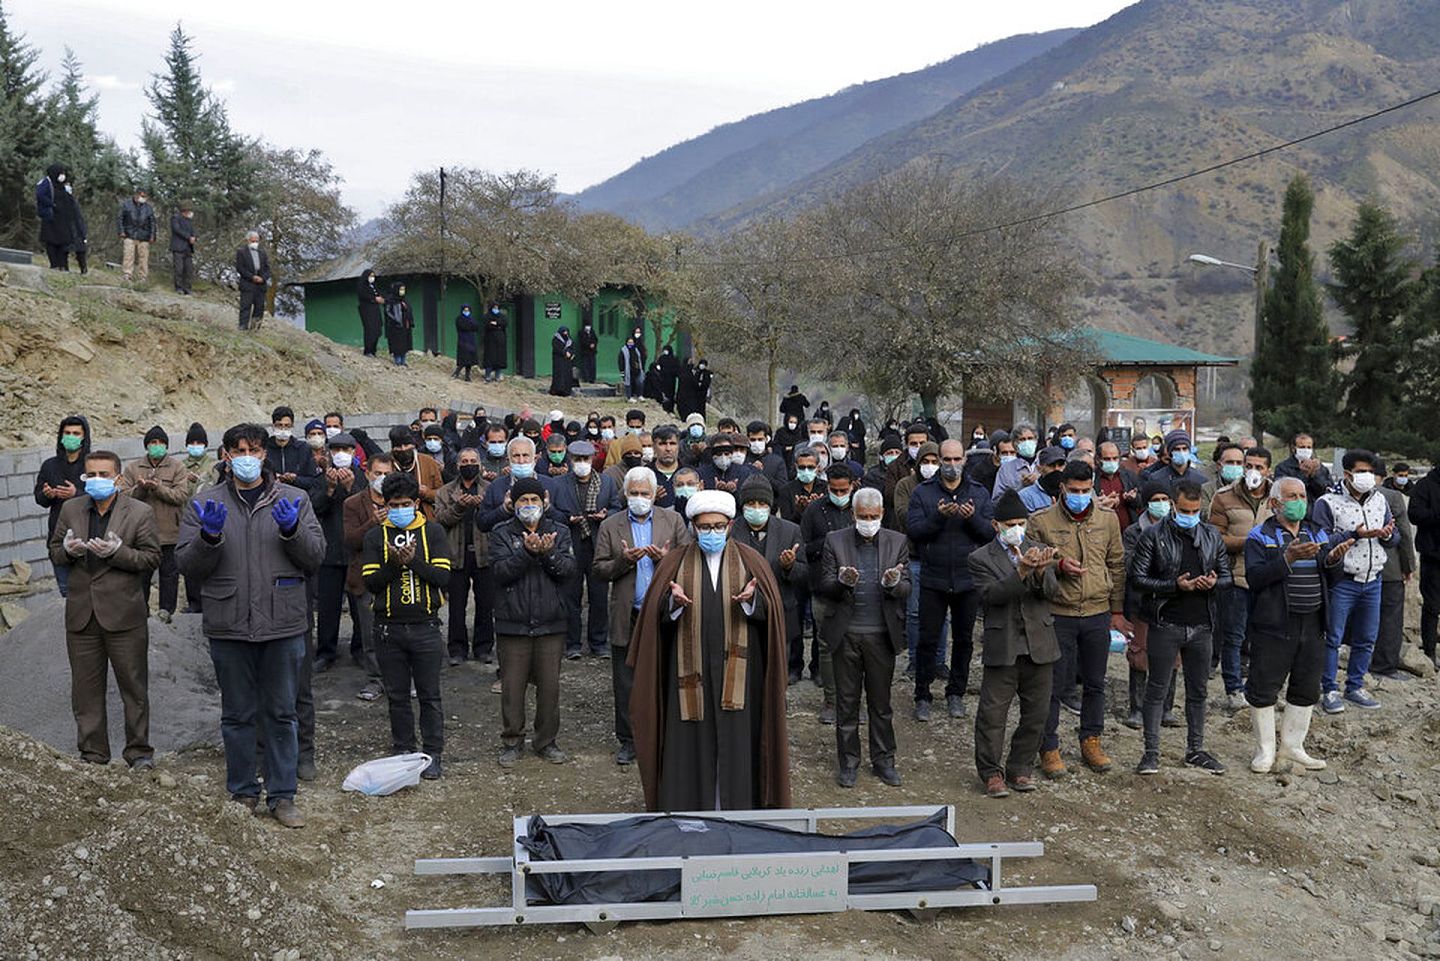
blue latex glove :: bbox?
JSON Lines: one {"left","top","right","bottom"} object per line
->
{"left": 271, "top": 496, "right": 301, "bottom": 535}
{"left": 195, "top": 499, "right": 227, "bottom": 537}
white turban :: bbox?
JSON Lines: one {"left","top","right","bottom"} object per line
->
{"left": 685, "top": 489, "right": 735, "bottom": 520}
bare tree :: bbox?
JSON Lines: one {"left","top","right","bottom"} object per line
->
{"left": 253, "top": 145, "right": 354, "bottom": 315}
{"left": 810, "top": 164, "right": 1092, "bottom": 416}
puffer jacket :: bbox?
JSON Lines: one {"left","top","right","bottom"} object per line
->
{"left": 1026, "top": 500, "right": 1127, "bottom": 617}
{"left": 489, "top": 515, "right": 575, "bottom": 636}
{"left": 117, "top": 455, "right": 191, "bottom": 545}
{"left": 1128, "top": 516, "right": 1233, "bottom": 625}
{"left": 1208, "top": 481, "right": 1273, "bottom": 588}
{"left": 905, "top": 475, "right": 994, "bottom": 592}
{"left": 175, "top": 472, "right": 325, "bottom": 642}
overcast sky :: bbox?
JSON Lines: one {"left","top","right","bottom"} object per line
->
{"left": 10, "top": 0, "right": 1134, "bottom": 218}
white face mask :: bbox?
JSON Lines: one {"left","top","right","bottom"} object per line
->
{"left": 712, "top": 454, "right": 731, "bottom": 471}
{"left": 808, "top": 433, "right": 826, "bottom": 445}
{"left": 325, "top": 426, "right": 341, "bottom": 439}
{"left": 830, "top": 446, "right": 848, "bottom": 461}
{"left": 370, "top": 475, "right": 386, "bottom": 494}
{"left": 1349, "top": 471, "right": 1376, "bottom": 494}
{"left": 641, "top": 446, "right": 654, "bottom": 463}
{"left": 749, "top": 440, "right": 766, "bottom": 455}
{"left": 572, "top": 461, "right": 592, "bottom": 478}
{"left": 1294, "top": 447, "right": 1313, "bottom": 461}
{"left": 272, "top": 428, "right": 292, "bottom": 442}
{"left": 998, "top": 523, "right": 1026, "bottom": 547}
{"left": 1133, "top": 447, "right": 1153, "bottom": 461}
{"left": 1244, "top": 468, "right": 1265, "bottom": 491}
{"left": 306, "top": 434, "right": 326, "bottom": 450}
{"left": 854, "top": 518, "right": 882, "bottom": 538}
{"left": 331, "top": 451, "right": 354, "bottom": 469}
{"left": 248, "top": 242, "right": 259, "bottom": 251}
{"left": 627, "top": 495, "right": 653, "bottom": 517}
{"left": 919, "top": 463, "right": 939, "bottom": 480}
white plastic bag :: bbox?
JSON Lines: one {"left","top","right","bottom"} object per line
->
{"left": 341, "top": 753, "right": 431, "bottom": 796}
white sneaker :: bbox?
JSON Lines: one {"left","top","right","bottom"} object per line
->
{"left": 1320, "top": 691, "right": 1345, "bottom": 715}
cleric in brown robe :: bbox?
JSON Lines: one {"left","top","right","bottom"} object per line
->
{"left": 628, "top": 490, "right": 792, "bottom": 811}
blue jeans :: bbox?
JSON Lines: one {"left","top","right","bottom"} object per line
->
{"left": 208, "top": 635, "right": 305, "bottom": 804}
{"left": 55, "top": 562, "right": 70, "bottom": 598}
{"left": 1324, "top": 578, "right": 1380, "bottom": 694}
{"left": 1218, "top": 584, "right": 1250, "bottom": 695}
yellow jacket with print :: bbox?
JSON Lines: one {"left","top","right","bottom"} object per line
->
{"left": 360, "top": 515, "right": 451, "bottom": 621}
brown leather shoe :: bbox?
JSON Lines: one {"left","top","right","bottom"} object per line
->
{"left": 1008, "top": 775, "right": 1038, "bottom": 793}
{"left": 1080, "top": 736, "right": 1113, "bottom": 773}
{"left": 984, "top": 774, "right": 1010, "bottom": 798}
{"left": 1040, "top": 749, "right": 1068, "bottom": 780}
{"left": 270, "top": 798, "right": 306, "bottom": 828}
{"left": 231, "top": 793, "right": 259, "bottom": 813}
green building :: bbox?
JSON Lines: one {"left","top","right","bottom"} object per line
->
{"left": 297, "top": 253, "right": 677, "bottom": 379}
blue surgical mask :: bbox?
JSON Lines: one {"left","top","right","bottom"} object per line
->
{"left": 387, "top": 506, "right": 416, "bottom": 528}
{"left": 601, "top": 428, "right": 615, "bottom": 441}
{"left": 674, "top": 485, "right": 698, "bottom": 500}
{"left": 1147, "top": 500, "right": 1172, "bottom": 519}
{"left": 796, "top": 467, "right": 817, "bottom": 484}
{"left": 1059, "top": 436, "right": 1076, "bottom": 451}
{"left": 1220, "top": 464, "right": 1243, "bottom": 483}
{"left": 486, "top": 441, "right": 506, "bottom": 457}
{"left": 697, "top": 529, "right": 727, "bottom": 555}
{"left": 510, "top": 462, "right": 535, "bottom": 479}
{"left": 688, "top": 424, "right": 704, "bottom": 439}
{"left": 1063, "top": 491, "right": 1092, "bottom": 514}
{"left": 829, "top": 492, "right": 851, "bottom": 509}
{"left": 1173, "top": 511, "right": 1201, "bottom": 530}
{"left": 1016, "top": 439, "right": 1037, "bottom": 460}
{"left": 186, "top": 444, "right": 206, "bottom": 458}
{"left": 516, "top": 504, "right": 543, "bottom": 525}
{"left": 230, "top": 454, "right": 262, "bottom": 483}
{"left": 84, "top": 476, "right": 116, "bottom": 501}
{"left": 1000, "top": 454, "right": 1017, "bottom": 465}
{"left": 743, "top": 505, "right": 770, "bottom": 527}
{"left": 424, "top": 438, "right": 442, "bottom": 453}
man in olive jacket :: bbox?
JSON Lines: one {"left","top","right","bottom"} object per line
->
{"left": 967, "top": 489, "right": 1060, "bottom": 797}
{"left": 118, "top": 425, "right": 190, "bottom": 621}
{"left": 176, "top": 423, "right": 324, "bottom": 828}
{"left": 49, "top": 449, "right": 162, "bottom": 768}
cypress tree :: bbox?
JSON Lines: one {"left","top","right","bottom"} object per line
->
{"left": 0, "top": 0, "right": 48, "bottom": 247}
{"left": 1326, "top": 200, "right": 1417, "bottom": 450}
{"left": 1249, "top": 174, "right": 1337, "bottom": 445}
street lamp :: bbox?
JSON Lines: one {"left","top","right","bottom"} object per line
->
{"left": 1187, "top": 241, "right": 1269, "bottom": 440}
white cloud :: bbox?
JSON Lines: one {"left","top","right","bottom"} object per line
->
{"left": 86, "top": 74, "right": 139, "bottom": 91}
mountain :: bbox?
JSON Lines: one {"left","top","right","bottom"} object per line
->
{"left": 707, "top": 0, "right": 1440, "bottom": 359}
{"left": 572, "top": 29, "right": 1081, "bottom": 230}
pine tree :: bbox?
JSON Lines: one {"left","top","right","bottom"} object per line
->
{"left": 1326, "top": 200, "right": 1418, "bottom": 450}
{"left": 1396, "top": 256, "right": 1440, "bottom": 462}
{"left": 141, "top": 23, "right": 259, "bottom": 262}
{"left": 44, "top": 48, "right": 134, "bottom": 259}
{"left": 0, "top": 0, "right": 48, "bottom": 247}
{"left": 1249, "top": 174, "right": 1338, "bottom": 445}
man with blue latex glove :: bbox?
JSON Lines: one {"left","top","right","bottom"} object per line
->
{"left": 177, "top": 423, "right": 324, "bottom": 829}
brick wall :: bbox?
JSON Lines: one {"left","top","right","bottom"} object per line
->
{"left": 0, "top": 403, "right": 508, "bottom": 586}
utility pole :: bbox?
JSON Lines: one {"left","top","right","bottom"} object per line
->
{"left": 438, "top": 166, "right": 447, "bottom": 356}
{"left": 1252, "top": 238, "right": 1269, "bottom": 441}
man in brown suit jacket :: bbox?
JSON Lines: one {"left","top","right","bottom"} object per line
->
{"left": 48, "top": 450, "right": 162, "bottom": 768}
{"left": 117, "top": 425, "right": 189, "bottom": 621}
{"left": 591, "top": 466, "right": 689, "bottom": 766}
{"left": 967, "top": 489, "right": 1062, "bottom": 798}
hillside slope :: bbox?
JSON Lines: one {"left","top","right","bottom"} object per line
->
{"left": 573, "top": 29, "right": 1079, "bottom": 229}
{"left": 0, "top": 265, "right": 685, "bottom": 453}
{"left": 707, "top": 0, "right": 1440, "bottom": 357}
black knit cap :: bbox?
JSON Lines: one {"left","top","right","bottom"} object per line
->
{"left": 993, "top": 488, "right": 1028, "bottom": 522}
{"left": 185, "top": 422, "right": 207, "bottom": 445}
{"left": 1140, "top": 478, "right": 1172, "bottom": 503}
{"left": 739, "top": 475, "right": 774, "bottom": 507}
{"left": 510, "top": 477, "right": 546, "bottom": 502}
{"left": 144, "top": 425, "right": 168, "bottom": 446}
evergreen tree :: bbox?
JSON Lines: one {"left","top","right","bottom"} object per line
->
{"left": 141, "top": 23, "right": 259, "bottom": 265}
{"left": 1249, "top": 174, "right": 1338, "bottom": 445}
{"left": 1397, "top": 257, "right": 1440, "bottom": 463}
{"left": 1326, "top": 200, "right": 1418, "bottom": 450}
{"left": 0, "top": 0, "right": 48, "bottom": 247}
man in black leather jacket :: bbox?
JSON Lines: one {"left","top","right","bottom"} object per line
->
{"left": 1129, "top": 478, "right": 1232, "bottom": 775}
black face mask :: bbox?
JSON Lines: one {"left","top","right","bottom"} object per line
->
{"left": 623, "top": 454, "right": 643, "bottom": 468}
{"left": 393, "top": 448, "right": 415, "bottom": 467}
{"left": 459, "top": 464, "right": 481, "bottom": 481}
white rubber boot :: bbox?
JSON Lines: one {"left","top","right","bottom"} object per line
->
{"left": 1250, "top": 704, "right": 1276, "bottom": 773}
{"left": 1278, "top": 704, "right": 1327, "bottom": 771}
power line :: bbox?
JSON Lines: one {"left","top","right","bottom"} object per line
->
{"left": 677, "top": 85, "right": 1440, "bottom": 269}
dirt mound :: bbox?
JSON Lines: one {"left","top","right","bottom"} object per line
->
{"left": 0, "top": 601, "right": 220, "bottom": 755}
{"left": 0, "top": 726, "right": 358, "bottom": 961}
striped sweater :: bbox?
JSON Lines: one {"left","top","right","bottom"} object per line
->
{"left": 360, "top": 516, "right": 452, "bottom": 621}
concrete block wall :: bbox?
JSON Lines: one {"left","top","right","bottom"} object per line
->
{"left": 0, "top": 404, "right": 512, "bottom": 587}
